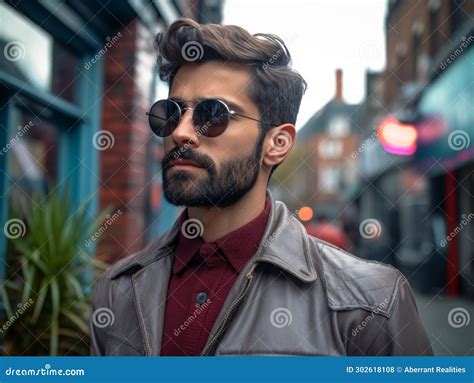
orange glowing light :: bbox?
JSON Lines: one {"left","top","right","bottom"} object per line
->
{"left": 298, "top": 206, "right": 313, "bottom": 222}
{"left": 378, "top": 116, "right": 417, "bottom": 155}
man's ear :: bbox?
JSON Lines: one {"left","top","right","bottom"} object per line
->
{"left": 262, "top": 124, "right": 296, "bottom": 169}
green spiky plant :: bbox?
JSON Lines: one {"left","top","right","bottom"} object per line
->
{"left": 0, "top": 188, "right": 111, "bottom": 355}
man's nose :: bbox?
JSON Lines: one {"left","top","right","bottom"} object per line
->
{"left": 171, "top": 110, "right": 200, "bottom": 148}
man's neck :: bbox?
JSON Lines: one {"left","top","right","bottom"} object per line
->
{"left": 186, "top": 185, "right": 268, "bottom": 243}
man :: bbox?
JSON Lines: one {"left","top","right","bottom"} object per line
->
{"left": 90, "top": 18, "right": 433, "bottom": 356}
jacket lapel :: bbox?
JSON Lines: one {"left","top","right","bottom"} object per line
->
{"left": 201, "top": 194, "right": 318, "bottom": 354}
{"left": 131, "top": 252, "right": 173, "bottom": 355}
{"left": 256, "top": 197, "right": 318, "bottom": 283}
{"left": 128, "top": 212, "right": 183, "bottom": 355}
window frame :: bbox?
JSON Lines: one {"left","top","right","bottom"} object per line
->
{"left": 0, "top": 2, "right": 104, "bottom": 287}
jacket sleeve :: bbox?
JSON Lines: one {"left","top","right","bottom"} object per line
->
{"left": 89, "top": 274, "right": 109, "bottom": 356}
{"left": 365, "top": 276, "right": 433, "bottom": 356}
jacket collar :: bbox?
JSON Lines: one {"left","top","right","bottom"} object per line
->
{"left": 109, "top": 190, "right": 317, "bottom": 283}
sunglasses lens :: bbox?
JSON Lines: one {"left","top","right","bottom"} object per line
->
{"left": 148, "top": 100, "right": 180, "bottom": 137}
{"left": 194, "top": 99, "right": 230, "bottom": 137}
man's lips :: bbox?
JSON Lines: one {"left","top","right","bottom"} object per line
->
{"left": 168, "top": 159, "right": 204, "bottom": 169}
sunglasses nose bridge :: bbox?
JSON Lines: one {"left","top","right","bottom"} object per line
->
{"left": 171, "top": 108, "right": 200, "bottom": 145}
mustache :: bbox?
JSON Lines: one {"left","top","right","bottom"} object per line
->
{"left": 162, "top": 147, "right": 215, "bottom": 171}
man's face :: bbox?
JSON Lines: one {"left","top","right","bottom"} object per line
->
{"left": 161, "top": 61, "right": 263, "bottom": 208}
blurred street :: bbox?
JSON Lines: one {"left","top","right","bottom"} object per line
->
{"left": 415, "top": 293, "right": 474, "bottom": 356}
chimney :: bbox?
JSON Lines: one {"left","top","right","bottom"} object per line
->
{"left": 335, "top": 69, "right": 343, "bottom": 101}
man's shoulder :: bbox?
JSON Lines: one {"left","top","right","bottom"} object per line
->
{"left": 308, "top": 236, "right": 406, "bottom": 318}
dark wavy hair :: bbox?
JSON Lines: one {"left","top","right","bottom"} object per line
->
{"left": 154, "top": 18, "right": 307, "bottom": 175}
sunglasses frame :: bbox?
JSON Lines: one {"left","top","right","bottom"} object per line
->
{"left": 146, "top": 98, "right": 279, "bottom": 138}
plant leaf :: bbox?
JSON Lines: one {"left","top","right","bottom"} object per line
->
{"left": 31, "top": 280, "right": 49, "bottom": 325}
{"left": 50, "top": 319, "right": 58, "bottom": 356}
{"left": 61, "top": 308, "right": 89, "bottom": 334}
{"left": 0, "top": 284, "right": 13, "bottom": 318}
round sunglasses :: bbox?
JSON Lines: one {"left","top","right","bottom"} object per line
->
{"left": 146, "top": 98, "right": 278, "bottom": 138}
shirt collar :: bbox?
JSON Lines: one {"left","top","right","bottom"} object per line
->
{"left": 173, "top": 196, "right": 271, "bottom": 274}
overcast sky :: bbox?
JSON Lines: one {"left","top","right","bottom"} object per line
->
{"left": 223, "top": 0, "right": 387, "bottom": 130}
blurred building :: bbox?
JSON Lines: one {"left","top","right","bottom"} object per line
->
{"left": 0, "top": 0, "right": 224, "bottom": 278}
{"left": 295, "top": 69, "right": 362, "bottom": 221}
{"left": 356, "top": 0, "right": 474, "bottom": 297}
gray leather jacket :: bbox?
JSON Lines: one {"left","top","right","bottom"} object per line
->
{"left": 90, "top": 197, "right": 433, "bottom": 356}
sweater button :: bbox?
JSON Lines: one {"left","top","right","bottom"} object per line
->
{"left": 196, "top": 291, "right": 208, "bottom": 305}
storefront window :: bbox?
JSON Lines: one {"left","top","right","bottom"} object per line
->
{"left": 417, "top": 47, "right": 474, "bottom": 172}
{"left": 0, "top": 3, "right": 80, "bottom": 103}
{"left": 7, "top": 101, "right": 59, "bottom": 213}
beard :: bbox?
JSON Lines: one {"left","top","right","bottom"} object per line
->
{"left": 161, "top": 136, "right": 263, "bottom": 208}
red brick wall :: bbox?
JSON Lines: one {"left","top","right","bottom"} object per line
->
{"left": 97, "top": 20, "right": 156, "bottom": 263}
